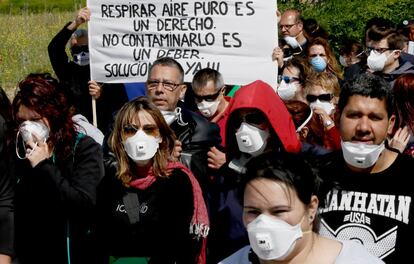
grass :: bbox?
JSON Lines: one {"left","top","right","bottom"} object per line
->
{"left": 0, "top": 0, "right": 84, "bottom": 13}
{"left": 0, "top": 11, "right": 74, "bottom": 98}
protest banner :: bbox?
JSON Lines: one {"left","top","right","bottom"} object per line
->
{"left": 88, "top": 0, "right": 278, "bottom": 86}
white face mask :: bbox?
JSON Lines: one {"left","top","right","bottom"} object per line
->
{"left": 123, "top": 130, "right": 161, "bottom": 165}
{"left": 235, "top": 122, "right": 269, "bottom": 156}
{"left": 247, "top": 214, "right": 306, "bottom": 261}
{"left": 339, "top": 55, "right": 348, "bottom": 67}
{"left": 341, "top": 140, "right": 385, "bottom": 168}
{"left": 72, "top": 51, "right": 90, "bottom": 66}
{"left": 197, "top": 99, "right": 220, "bottom": 118}
{"left": 16, "top": 120, "right": 50, "bottom": 159}
{"left": 367, "top": 50, "right": 394, "bottom": 72}
{"left": 277, "top": 80, "right": 299, "bottom": 101}
{"left": 310, "top": 99, "right": 335, "bottom": 116}
{"left": 161, "top": 109, "right": 178, "bottom": 125}
{"left": 284, "top": 36, "right": 300, "bottom": 49}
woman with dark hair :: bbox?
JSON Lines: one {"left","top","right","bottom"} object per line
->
{"left": 12, "top": 75, "right": 104, "bottom": 263}
{"left": 303, "top": 18, "right": 329, "bottom": 41}
{"left": 339, "top": 38, "right": 367, "bottom": 82}
{"left": 0, "top": 87, "right": 13, "bottom": 264}
{"left": 276, "top": 57, "right": 310, "bottom": 103}
{"left": 307, "top": 37, "right": 343, "bottom": 80}
{"left": 96, "top": 97, "right": 208, "bottom": 263}
{"left": 285, "top": 100, "right": 331, "bottom": 156}
{"left": 219, "top": 152, "right": 383, "bottom": 264}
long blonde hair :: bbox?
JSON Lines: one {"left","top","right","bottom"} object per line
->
{"left": 108, "top": 97, "right": 176, "bottom": 186}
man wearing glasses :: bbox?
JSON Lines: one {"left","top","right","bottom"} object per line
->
{"left": 366, "top": 26, "right": 414, "bottom": 85}
{"left": 273, "top": 9, "right": 308, "bottom": 68}
{"left": 146, "top": 57, "right": 221, "bottom": 205}
{"left": 191, "top": 68, "right": 230, "bottom": 145}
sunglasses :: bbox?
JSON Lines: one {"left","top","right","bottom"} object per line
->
{"left": 236, "top": 112, "right": 267, "bottom": 127}
{"left": 123, "top": 124, "right": 159, "bottom": 136}
{"left": 193, "top": 87, "right": 223, "bottom": 102}
{"left": 278, "top": 75, "right": 300, "bottom": 84}
{"left": 306, "top": 93, "right": 334, "bottom": 103}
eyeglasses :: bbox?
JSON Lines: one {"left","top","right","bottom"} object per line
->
{"left": 280, "top": 23, "right": 297, "bottom": 30}
{"left": 366, "top": 47, "right": 392, "bottom": 55}
{"left": 147, "top": 80, "right": 182, "bottom": 92}
{"left": 306, "top": 93, "right": 334, "bottom": 103}
{"left": 123, "top": 124, "right": 159, "bottom": 136}
{"left": 278, "top": 75, "right": 300, "bottom": 84}
{"left": 193, "top": 87, "right": 223, "bottom": 102}
{"left": 236, "top": 112, "right": 267, "bottom": 127}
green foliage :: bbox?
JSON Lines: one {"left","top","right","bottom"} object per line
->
{"left": 0, "top": 12, "right": 73, "bottom": 95}
{"left": 0, "top": 0, "right": 85, "bottom": 13}
{"left": 278, "top": 0, "right": 414, "bottom": 52}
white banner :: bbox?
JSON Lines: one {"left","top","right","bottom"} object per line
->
{"left": 87, "top": 0, "right": 278, "bottom": 86}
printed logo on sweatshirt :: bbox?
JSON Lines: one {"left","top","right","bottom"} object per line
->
{"left": 319, "top": 189, "right": 412, "bottom": 260}
{"left": 319, "top": 219, "right": 397, "bottom": 259}
{"left": 320, "top": 190, "right": 411, "bottom": 224}
{"left": 116, "top": 202, "right": 149, "bottom": 214}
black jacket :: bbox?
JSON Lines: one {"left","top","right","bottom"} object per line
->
{"left": 0, "top": 114, "right": 14, "bottom": 257}
{"left": 48, "top": 23, "right": 128, "bottom": 134}
{"left": 96, "top": 167, "right": 200, "bottom": 263}
{"left": 14, "top": 135, "right": 104, "bottom": 264}
{"left": 171, "top": 102, "right": 221, "bottom": 197}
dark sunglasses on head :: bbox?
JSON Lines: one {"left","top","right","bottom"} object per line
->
{"left": 278, "top": 75, "right": 300, "bottom": 84}
{"left": 306, "top": 93, "right": 334, "bottom": 103}
{"left": 193, "top": 87, "right": 223, "bottom": 102}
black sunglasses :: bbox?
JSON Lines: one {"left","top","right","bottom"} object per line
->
{"left": 237, "top": 112, "right": 267, "bottom": 127}
{"left": 193, "top": 88, "right": 223, "bottom": 102}
{"left": 306, "top": 93, "right": 333, "bottom": 103}
{"left": 278, "top": 75, "right": 300, "bottom": 84}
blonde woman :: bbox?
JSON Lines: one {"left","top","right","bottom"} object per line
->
{"left": 96, "top": 97, "right": 209, "bottom": 264}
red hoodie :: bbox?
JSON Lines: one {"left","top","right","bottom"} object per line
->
{"left": 224, "top": 80, "right": 301, "bottom": 155}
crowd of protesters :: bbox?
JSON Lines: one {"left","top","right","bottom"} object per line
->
{"left": 1, "top": 5, "right": 414, "bottom": 264}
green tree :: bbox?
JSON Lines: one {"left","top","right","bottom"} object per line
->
{"left": 278, "top": 0, "right": 414, "bottom": 51}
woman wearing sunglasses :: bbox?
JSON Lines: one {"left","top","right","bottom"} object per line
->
{"left": 276, "top": 57, "right": 310, "bottom": 103}
{"left": 95, "top": 97, "right": 208, "bottom": 264}
{"left": 210, "top": 80, "right": 301, "bottom": 261}
{"left": 304, "top": 72, "right": 341, "bottom": 151}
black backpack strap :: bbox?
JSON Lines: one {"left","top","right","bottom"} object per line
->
{"left": 122, "top": 192, "right": 140, "bottom": 225}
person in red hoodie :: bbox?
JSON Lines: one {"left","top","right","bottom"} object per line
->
{"left": 208, "top": 80, "right": 301, "bottom": 263}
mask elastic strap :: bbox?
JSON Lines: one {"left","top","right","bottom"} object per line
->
{"left": 15, "top": 130, "right": 38, "bottom": 159}
{"left": 175, "top": 107, "right": 188, "bottom": 126}
{"left": 296, "top": 108, "right": 313, "bottom": 133}
{"left": 355, "top": 51, "right": 365, "bottom": 58}
{"left": 384, "top": 138, "right": 402, "bottom": 154}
